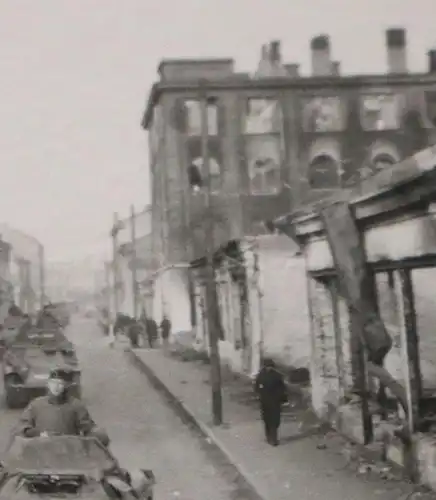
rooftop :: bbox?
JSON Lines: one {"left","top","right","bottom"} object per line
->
{"left": 141, "top": 27, "right": 436, "bottom": 129}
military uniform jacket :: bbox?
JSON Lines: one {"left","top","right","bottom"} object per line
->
{"left": 19, "top": 395, "right": 96, "bottom": 437}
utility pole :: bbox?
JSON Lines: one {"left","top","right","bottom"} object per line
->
{"left": 130, "top": 204, "right": 138, "bottom": 319}
{"left": 104, "top": 262, "right": 111, "bottom": 311}
{"left": 200, "top": 84, "right": 223, "bottom": 426}
{"left": 38, "top": 244, "right": 45, "bottom": 309}
{"left": 111, "top": 212, "right": 120, "bottom": 318}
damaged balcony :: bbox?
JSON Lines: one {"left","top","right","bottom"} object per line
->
{"left": 273, "top": 145, "right": 436, "bottom": 489}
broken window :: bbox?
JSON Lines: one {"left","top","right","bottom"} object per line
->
{"left": 360, "top": 94, "right": 402, "bottom": 131}
{"left": 183, "top": 99, "right": 222, "bottom": 193}
{"left": 308, "top": 154, "right": 340, "bottom": 189}
{"left": 244, "top": 135, "right": 281, "bottom": 195}
{"left": 243, "top": 99, "right": 282, "bottom": 134}
{"left": 371, "top": 153, "right": 397, "bottom": 171}
{"left": 242, "top": 98, "right": 283, "bottom": 195}
{"left": 302, "top": 96, "right": 345, "bottom": 133}
{"left": 186, "top": 137, "right": 222, "bottom": 193}
{"left": 184, "top": 99, "right": 218, "bottom": 136}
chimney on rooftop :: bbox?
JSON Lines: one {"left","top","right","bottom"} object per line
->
{"left": 311, "top": 35, "right": 331, "bottom": 76}
{"left": 261, "top": 44, "right": 268, "bottom": 60}
{"left": 269, "top": 40, "right": 281, "bottom": 62}
{"left": 386, "top": 28, "right": 407, "bottom": 74}
{"left": 428, "top": 49, "right": 436, "bottom": 73}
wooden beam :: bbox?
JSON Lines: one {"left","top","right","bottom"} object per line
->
{"left": 320, "top": 202, "right": 392, "bottom": 363}
{"left": 320, "top": 201, "right": 409, "bottom": 417}
{"left": 395, "top": 269, "right": 422, "bottom": 431}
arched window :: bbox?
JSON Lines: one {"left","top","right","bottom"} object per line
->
{"left": 308, "top": 154, "right": 339, "bottom": 189}
{"left": 371, "top": 153, "right": 396, "bottom": 172}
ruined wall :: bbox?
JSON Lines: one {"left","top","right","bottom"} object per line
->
{"left": 256, "top": 235, "right": 311, "bottom": 369}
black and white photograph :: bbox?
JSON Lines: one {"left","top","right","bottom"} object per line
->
{"left": 1, "top": 1, "right": 436, "bottom": 499}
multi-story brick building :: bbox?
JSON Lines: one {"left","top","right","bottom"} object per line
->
{"left": 142, "top": 28, "right": 436, "bottom": 375}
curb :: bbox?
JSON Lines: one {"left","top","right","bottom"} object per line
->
{"left": 126, "top": 349, "right": 266, "bottom": 500}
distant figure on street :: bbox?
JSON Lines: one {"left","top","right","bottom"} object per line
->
{"left": 254, "top": 358, "right": 287, "bottom": 446}
{"left": 160, "top": 315, "right": 171, "bottom": 350}
{"left": 145, "top": 317, "right": 158, "bottom": 348}
{"left": 127, "top": 317, "right": 141, "bottom": 348}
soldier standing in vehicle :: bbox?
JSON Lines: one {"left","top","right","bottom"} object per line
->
{"left": 254, "top": 358, "right": 287, "bottom": 446}
{"left": 17, "top": 367, "right": 109, "bottom": 446}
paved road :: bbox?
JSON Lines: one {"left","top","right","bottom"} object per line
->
{"left": 0, "top": 317, "right": 241, "bottom": 500}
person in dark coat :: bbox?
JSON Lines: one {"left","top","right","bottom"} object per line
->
{"left": 255, "top": 358, "right": 287, "bottom": 446}
{"left": 127, "top": 317, "right": 141, "bottom": 348}
{"left": 160, "top": 315, "right": 171, "bottom": 349}
{"left": 145, "top": 317, "right": 158, "bottom": 348}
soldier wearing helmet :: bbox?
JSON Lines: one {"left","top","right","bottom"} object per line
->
{"left": 18, "top": 366, "right": 109, "bottom": 446}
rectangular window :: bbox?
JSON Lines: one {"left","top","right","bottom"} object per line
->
{"left": 360, "top": 94, "right": 401, "bottom": 131}
{"left": 242, "top": 98, "right": 283, "bottom": 195}
{"left": 184, "top": 98, "right": 222, "bottom": 193}
{"left": 184, "top": 99, "right": 218, "bottom": 136}
{"left": 244, "top": 99, "right": 282, "bottom": 134}
{"left": 302, "top": 96, "right": 345, "bottom": 132}
{"left": 186, "top": 136, "right": 222, "bottom": 193}
{"left": 245, "top": 135, "right": 281, "bottom": 195}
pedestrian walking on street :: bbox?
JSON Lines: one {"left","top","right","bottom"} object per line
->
{"left": 145, "top": 317, "right": 158, "bottom": 348}
{"left": 160, "top": 314, "right": 171, "bottom": 350}
{"left": 128, "top": 317, "right": 141, "bottom": 348}
{"left": 255, "top": 358, "right": 287, "bottom": 446}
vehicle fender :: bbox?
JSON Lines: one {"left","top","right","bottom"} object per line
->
{"left": 3, "top": 367, "right": 23, "bottom": 380}
{"left": 104, "top": 476, "right": 132, "bottom": 494}
{"left": 130, "top": 469, "right": 156, "bottom": 491}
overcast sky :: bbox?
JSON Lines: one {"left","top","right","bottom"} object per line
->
{"left": 0, "top": 0, "right": 435, "bottom": 264}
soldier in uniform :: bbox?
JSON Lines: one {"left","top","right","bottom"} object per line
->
{"left": 254, "top": 358, "right": 287, "bottom": 446}
{"left": 18, "top": 366, "right": 109, "bottom": 446}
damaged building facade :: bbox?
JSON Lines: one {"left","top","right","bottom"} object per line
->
{"left": 273, "top": 146, "right": 436, "bottom": 487}
{"left": 141, "top": 28, "right": 436, "bottom": 379}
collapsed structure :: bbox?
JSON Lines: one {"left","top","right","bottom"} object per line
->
{"left": 273, "top": 145, "right": 436, "bottom": 486}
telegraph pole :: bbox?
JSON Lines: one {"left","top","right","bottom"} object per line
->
{"left": 130, "top": 204, "right": 138, "bottom": 319}
{"left": 111, "top": 212, "right": 120, "bottom": 317}
{"left": 200, "top": 84, "right": 223, "bottom": 425}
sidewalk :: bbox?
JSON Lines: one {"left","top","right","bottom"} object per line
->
{"left": 127, "top": 347, "right": 436, "bottom": 500}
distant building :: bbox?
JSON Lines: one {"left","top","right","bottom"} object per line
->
{"left": 0, "top": 238, "right": 13, "bottom": 323}
{"left": 109, "top": 206, "right": 158, "bottom": 318}
{"left": 0, "top": 225, "right": 44, "bottom": 315}
{"left": 141, "top": 28, "right": 436, "bottom": 375}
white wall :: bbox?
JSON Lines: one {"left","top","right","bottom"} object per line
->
{"left": 209, "top": 235, "right": 311, "bottom": 377}
{"left": 256, "top": 235, "right": 311, "bottom": 369}
{"left": 118, "top": 257, "right": 134, "bottom": 316}
{"left": 153, "top": 267, "right": 191, "bottom": 332}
